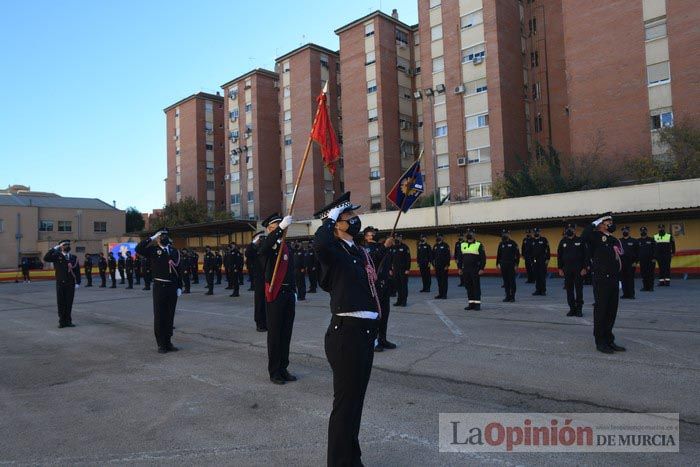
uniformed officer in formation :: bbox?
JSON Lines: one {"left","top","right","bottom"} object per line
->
{"left": 83, "top": 254, "right": 93, "bottom": 287}
{"left": 44, "top": 240, "right": 81, "bottom": 328}
{"left": 654, "top": 224, "right": 675, "bottom": 286}
{"left": 496, "top": 229, "right": 520, "bottom": 302}
{"left": 20, "top": 257, "right": 31, "bottom": 282}
{"left": 454, "top": 233, "right": 465, "bottom": 287}
{"left": 582, "top": 213, "right": 626, "bottom": 354}
{"left": 134, "top": 253, "right": 142, "bottom": 286}
{"left": 142, "top": 253, "right": 153, "bottom": 291}
{"left": 417, "top": 234, "right": 432, "bottom": 293}
{"left": 522, "top": 228, "right": 535, "bottom": 283}
{"left": 361, "top": 226, "right": 396, "bottom": 352}
{"left": 180, "top": 248, "right": 191, "bottom": 293}
{"left": 136, "top": 228, "right": 182, "bottom": 353}
{"left": 314, "top": 192, "right": 385, "bottom": 466}
{"left": 107, "top": 252, "right": 117, "bottom": 288}
{"left": 203, "top": 246, "right": 216, "bottom": 295}
{"left": 557, "top": 223, "right": 586, "bottom": 316}
{"left": 305, "top": 241, "right": 319, "bottom": 293}
{"left": 117, "top": 252, "right": 126, "bottom": 285}
{"left": 125, "top": 251, "right": 134, "bottom": 289}
{"left": 391, "top": 234, "right": 411, "bottom": 307}
{"left": 259, "top": 213, "right": 296, "bottom": 384}
{"left": 191, "top": 250, "right": 200, "bottom": 284}
{"left": 638, "top": 226, "right": 656, "bottom": 291}
{"left": 248, "top": 232, "right": 267, "bottom": 331}
{"left": 245, "top": 240, "right": 257, "bottom": 292}
{"left": 461, "top": 229, "right": 486, "bottom": 310}
{"left": 228, "top": 243, "right": 244, "bottom": 298}
{"left": 223, "top": 246, "right": 234, "bottom": 290}
{"left": 98, "top": 252, "right": 107, "bottom": 287}
{"left": 619, "top": 226, "right": 639, "bottom": 299}
{"left": 432, "top": 233, "right": 451, "bottom": 299}
{"left": 531, "top": 227, "right": 550, "bottom": 295}
{"left": 293, "top": 241, "right": 307, "bottom": 301}
{"left": 215, "top": 250, "right": 223, "bottom": 285}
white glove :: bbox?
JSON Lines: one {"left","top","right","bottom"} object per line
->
{"left": 279, "top": 215, "right": 293, "bottom": 230}
{"left": 75, "top": 284, "right": 80, "bottom": 289}
{"left": 252, "top": 233, "right": 263, "bottom": 244}
{"left": 150, "top": 231, "right": 163, "bottom": 241}
{"left": 592, "top": 216, "right": 610, "bottom": 227}
{"left": 176, "top": 288, "right": 182, "bottom": 297}
{"left": 328, "top": 206, "right": 344, "bottom": 221}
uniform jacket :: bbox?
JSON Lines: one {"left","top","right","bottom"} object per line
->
{"left": 135, "top": 239, "right": 182, "bottom": 287}
{"left": 417, "top": 242, "right": 432, "bottom": 266}
{"left": 582, "top": 224, "right": 622, "bottom": 279}
{"left": 556, "top": 236, "right": 586, "bottom": 271}
{"left": 496, "top": 240, "right": 521, "bottom": 266}
{"left": 43, "top": 248, "right": 81, "bottom": 285}
{"left": 531, "top": 236, "right": 550, "bottom": 261}
{"left": 620, "top": 236, "right": 639, "bottom": 263}
{"left": 258, "top": 227, "right": 295, "bottom": 288}
{"left": 461, "top": 241, "right": 486, "bottom": 271}
{"left": 391, "top": 242, "right": 411, "bottom": 273}
{"left": 638, "top": 236, "right": 656, "bottom": 261}
{"left": 432, "top": 241, "right": 451, "bottom": 269}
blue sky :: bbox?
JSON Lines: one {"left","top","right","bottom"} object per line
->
{"left": 0, "top": 0, "right": 417, "bottom": 213}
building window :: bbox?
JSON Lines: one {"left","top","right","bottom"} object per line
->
{"left": 205, "top": 101, "right": 213, "bottom": 112}
{"left": 397, "top": 56, "right": 410, "bottom": 73}
{"left": 429, "top": 0, "right": 441, "bottom": 8}
{"left": 206, "top": 161, "right": 215, "bottom": 174}
{"left": 461, "top": 44, "right": 486, "bottom": 64}
{"left": 467, "top": 146, "right": 491, "bottom": 164}
{"left": 283, "top": 86, "right": 290, "bottom": 97}
{"left": 370, "top": 195, "right": 382, "bottom": 210}
{"left": 320, "top": 54, "right": 329, "bottom": 68}
{"left": 438, "top": 186, "right": 450, "bottom": 202}
{"left": 39, "top": 220, "right": 54, "bottom": 231}
{"left": 414, "top": 61, "right": 421, "bottom": 74}
{"left": 461, "top": 9, "right": 483, "bottom": 29}
{"left": 365, "top": 51, "right": 376, "bottom": 65}
{"left": 175, "top": 184, "right": 181, "bottom": 193}
{"left": 206, "top": 181, "right": 215, "bottom": 190}
{"left": 229, "top": 88, "right": 238, "bottom": 100}
{"left": 206, "top": 143, "right": 214, "bottom": 150}
{"left": 284, "top": 135, "right": 292, "bottom": 146}
{"left": 230, "top": 130, "right": 239, "bottom": 139}
{"left": 437, "top": 154, "right": 449, "bottom": 169}
{"left": 469, "top": 183, "right": 491, "bottom": 199}
{"left": 231, "top": 172, "right": 240, "bottom": 182}
{"left": 432, "top": 56, "right": 444, "bottom": 73}
{"left": 368, "top": 108, "right": 378, "bottom": 122}
{"left": 244, "top": 103, "right": 252, "bottom": 112}
{"left": 532, "top": 82, "right": 541, "bottom": 100}
{"left": 231, "top": 194, "right": 240, "bottom": 204}
{"left": 367, "top": 79, "right": 377, "bottom": 93}
{"left": 435, "top": 122, "right": 448, "bottom": 137}
{"left": 285, "top": 158, "right": 292, "bottom": 171}
{"left": 365, "top": 23, "right": 375, "bottom": 37}
{"left": 230, "top": 109, "right": 239, "bottom": 120}
{"left": 645, "top": 18, "right": 667, "bottom": 41}
{"left": 466, "top": 78, "right": 488, "bottom": 95}
{"left": 647, "top": 61, "right": 671, "bottom": 86}
{"left": 369, "top": 168, "right": 380, "bottom": 180}
{"left": 58, "top": 221, "right": 72, "bottom": 232}
{"left": 651, "top": 111, "right": 673, "bottom": 130}
{"left": 247, "top": 191, "right": 254, "bottom": 202}
{"left": 369, "top": 140, "right": 379, "bottom": 153}
{"left": 248, "top": 170, "right": 253, "bottom": 180}
{"left": 284, "top": 110, "right": 291, "bottom": 121}
{"left": 534, "top": 114, "right": 543, "bottom": 133}
{"left": 466, "top": 113, "right": 489, "bottom": 130}
{"left": 399, "top": 85, "right": 413, "bottom": 100}
{"left": 399, "top": 114, "right": 413, "bottom": 130}
{"left": 530, "top": 50, "right": 539, "bottom": 68}
{"left": 528, "top": 17, "right": 537, "bottom": 35}
{"left": 93, "top": 221, "right": 107, "bottom": 232}
{"left": 431, "top": 24, "right": 443, "bottom": 41}
{"left": 395, "top": 29, "right": 409, "bottom": 46}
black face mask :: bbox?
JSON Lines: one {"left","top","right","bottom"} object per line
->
{"left": 466, "top": 234, "right": 474, "bottom": 241}
{"left": 63, "top": 246, "right": 71, "bottom": 253}
{"left": 160, "top": 235, "right": 171, "bottom": 246}
{"left": 534, "top": 232, "right": 540, "bottom": 238}
{"left": 622, "top": 231, "right": 630, "bottom": 237}
{"left": 659, "top": 230, "right": 666, "bottom": 236}
{"left": 501, "top": 235, "right": 509, "bottom": 241}
{"left": 641, "top": 231, "right": 647, "bottom": 237}
{"left": 606, "top": 223, "right": 616, "bottom": 233}
{"left": 565, "top": 229, "right": 574, "bottom": 237}
{"left": 345, "top": 216, "right": 362, "bottom": 236}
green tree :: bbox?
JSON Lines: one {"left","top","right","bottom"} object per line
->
{"left": 151, "top": 197, "right": 209, "bottom": 230}
{"left": 125, "top": 206, "right": 145, "bottom": 232}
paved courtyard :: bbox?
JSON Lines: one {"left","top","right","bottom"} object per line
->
{"left": 1, "top": 276, "right": 698, "bottom": 465}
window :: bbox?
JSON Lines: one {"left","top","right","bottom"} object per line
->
{"left": 370, "top": 195, "right": 382, "bottom": 210}
{"left": 530, "top": 50, "right": 539, "bottom": 68}
{"left": 432, "top": 56, "right": 444, "bottom": 73}
{"left": 365, "top": 23, "right": 374, "bottom": 37}
{"left": 205, "top": 101, "right": 213, "bottom": 112}
{"left": 396, "top": 29, "right": 409, "bottom": 46}
{"left": 528, "top": 17, "right": 537, "bottom": 35}
{"left": 229, "top": 89, "right": 238, "bottom": 99}
{"left": 434, "top": 94, "right": 446, "bottom": 106}
{"left": 175, "top": 149, "right": 180, "bottom": 156}
{"left": 466, "top": 113, "right": 489, "bottom": 130}
{"left": 469, "top": 183, "right": 491, "bottom": 199}
{"left": 283, "top": 86, "right": 290, "bottom": 97}
{"left": 320, "top": 54, "right": 329, "bottom": 68}
{"left": 244, "top": 103, "right": 252, "bottom": 112}
{"left": 437, "top": 154, "right": 449, "bottom": 169}
{"left": 461, "top": 44, "right": 486, "bottom": 63}
{"left": 206, "top": 161, "right": 215, "bottom": 174}
{"left": 284, "top": 135, "right": 292, "bottom": 146}
{"left": 206, "top": 181, "right": 215, "bottom": 190}
{"left": 285, "top": 183, "right": 294, "bottom": 194}
{"left": 205, "top": 122, "right": 213, "bottom": 131}
{"left": 247, "top": 191, "right": 254, "bottom": 202}
{"left": 532, "top": 82, "right": 541, "bottom": 100}
{"left": 429, "top": 0, "right": 441, "bottom": 8}
{"left": 369, "top": 140, "right": 379, "bottom": 153}
{"left": 398, "top": 85, "right": 413, "bottom": 100}
{"left": 399, "top": 114, "right": 413, "bottom": 130}
{"left": 230, "top": 109, "right": 239, "bottom": 120}
{"left": 467, "top": 146, "right": 491, "bottom": 164}
{"left": 647, "top": 61, "right": 670, "bottom": 85}
{"left": 369, "top": 168, "right": 380, "bottom": 180}
{"left": 414, "top": 60, "right": 421, "bottom": 74}
{"left": 466, "top": 78, "right": 488, "bottom": 94}
{"left": 461, "top": 9, "right": 483, "bottom": 29}
{"left": 651, "top": 111, "right": 673, "bottom": 130}
{"left": 56, "top": 221, "right": 72, "bottom": 232}
{"left": 365, "top": 51, "right": 376, "bottom": 65}
{"left": 645, "top": 19, "right": 667, "bottom": 41}
{"left": 230, "top": 130, "right": 239, "bottom": 139}
{"left": 397, "top": 56, "right": 410, "bottom": 72}
{"left": 431, "top": 25, "right": 443, "bottom": 41}
{"left": 435, "top": 122, "right": 448, "bottom": 137}
{"left": 414, "top": 32, "right": 420, "bottom": 46}
{"left": 368, "top": 108, "right": 378, "bottom": 122}
{"left": 39, "top": 220, "right": 54, "bottom": 231}
{"left": 175, "top": 185, "right": 181, "bottom": 193}
{"left": 439, "top": 186, "right": 450, "bottom": 202}
{"left": 93, "top": 221, "right": 107, "bottom": 232}
{"left": 231, "top": 172, "right": 240, "bottom": 182}
{"left": 534, "top": 114, "right": 543, "bottom": 133}
{"left": 285, "top": 158, "right": 292, "bottom": 171}
{"left": 367, "top": 79, "right": 377, "bottom": 93}
{"left": 206, "top": 143, "right": 214, "bottom": 150}
{"left": 231, "top": 194, "right": 240, "bottom": 205}
{"left": 284, "top": 110, "right": 291, "bottom": 121}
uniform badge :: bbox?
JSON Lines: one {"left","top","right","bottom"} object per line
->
{"left": 601, "top": 235, "right": 607, "bottom": 242}
{"left": 157, "top": 250, "right": 163, "bottom": 255}
{"left": 563, "top": 243, "right": 567, "bottom": 247}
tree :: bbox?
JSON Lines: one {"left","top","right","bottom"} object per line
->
{"left": 125, "top": 207, "right": 145, "bottom": 232}
{"left": 151, "top": 197, "right": 209, "bottom": 230}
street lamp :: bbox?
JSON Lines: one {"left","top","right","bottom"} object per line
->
{"left": 415, "top": 85, "right": 446, "bottom": 227}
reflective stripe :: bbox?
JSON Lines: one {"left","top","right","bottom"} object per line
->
{"left": 461, "top": 241, "right": 481, "bottom": 254}
{"left": 654, "top": 233, "right": 671, "bottom": 243}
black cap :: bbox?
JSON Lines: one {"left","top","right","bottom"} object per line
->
{"left": 420, "top": 233, "right": 427, "bottom": 239}
{"left": 533, "top": 227, "right": 540, "bottom": 233}
{"left": 261, "top": 212, "right": 283, "bottom": 227}
{"left": 435, "top": 232, "right": 443, "bottom": 237}
{"left": 313, "top": 191, "right": 361, "bottom": 219}
{"left": 622, "top": 225, "right": 630, "bottom": 231}
{"left": 467, "top": 228, "right": 476, "bottom": 234}
{"left": 501, "top": 228, "right": 509, "bottom": 235}
{"left": 565, "top": 223, "right": 575, "bottom": 229}
{"left": 363, "top": 226, "right": 377, "bottom": 235}
{"left": 640, "top": 226, "right": 648, "bottom": 231}
{"left": 395, "top": 233, "right": 404, "bottom": 239}
{"left": 59, "top": 239, "right": 71, "bottom": 245}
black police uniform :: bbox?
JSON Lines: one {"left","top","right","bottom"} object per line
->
{"left": 620, "top": 232, "right": 639, "bottom": 298}
{"left": 203, "top": 250, "right": 216, "bottom": 294}
{"left": 247, "top": 240, "right": 267, "bottom": 330}
{"left": 142, "top": 256, "right": 153, "bottom": 290}
{"left": 192, "top": 252, "right": 200, "bottom": 284}
{"left": 20, "top": 258, "right": 30, "bottom": 282}
{"left": 83, "top": 255, "right": 93, "bottom": 287}
{"left": 125, "top": 254, "right": 134, "bottom": 289}
{"left": 522, "top": 233, "right": 535, "bottom": 283}
{"left": 531, "top": 232, "right": 550, "bottom": 295}
{"left": 638, "top": 230, "right": 656, "bottom": 291}
{"left": 417, "top": 239, "right": 432, "bottom": 292}
{"left": 392, "top": 240, "right": 411, "bottom": 306}
{"left": 294, "top": 246, "right": 307, "bottom": 301}
{"left": 365, "top": 237, "right": 394, "bottom": 349}
{"left": 43, "top": 245, "right": 81, "bottom": 327}
{"left": 462, "top": 238, "right": 486, "bottom": 310}
{"left": 496, "top": 237, "right": 520, "bottom": 302}
{"left": 454, "top": 237, "right": 464, "bottom": 286}
{"left": 180, "top": 252, "right": 191, "bottom": 293}
{"left": 229, "top": 248, "right": 243, "bottom": 297}
{"left": 108, "top": 254, "right": 117, "bottom": 288}
{"left": 117, "top": 255, "right": 126, "bottom": 284}
{"left": 305, "top": 246, "right": 318, "bottom": 293}
{"left": 654, "top": 227, "right": 675, "bottom": 286}
{"left": 134, "top": 255, "right": 142, "bottom": 285}
{"left": 215, "top": 252, "right": 223, "bottom": 284}
{"left": 223, "top": 249, "right": 233, "bottom": 289}
{"left": 432, "top": 240, "right": 451, "bottom": 299}
{"left": 98, "top": 255, "right": 107, "bottom": 287}
{"left": 557, "top": 234, "right": 586, "bottom": 315}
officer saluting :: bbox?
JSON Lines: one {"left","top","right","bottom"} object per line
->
{"left": 43, "top": 240, "right": 81, "bottom": 328}
{"left": 654, "top": 224, "right": 675, "bottom": 286}
{"left": 638, "top": 227, "right": 656, "bottom": 291}
{"left": 136, "top": 228, "right": 182, "bottom": 353}
{"left": 314, "top": 192, "right": 386, "bottom": 467}
{"left": 432, "top": 233, "right": 450, "bottom": 299}
{"left": 557, "top": 224, "right": 586, "bottom": 316}
{"left": 496, "top": 229, "right": 520, "bottom": 302}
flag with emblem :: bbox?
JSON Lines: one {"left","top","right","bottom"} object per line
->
{"left": 387, "top": 158, "right": 424, "bottom": 212}
{"left": 310, "top": 83, "right": 341, "bottom": 175}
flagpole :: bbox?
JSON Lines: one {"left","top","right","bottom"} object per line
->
{"left": 388, "top": 150, "right": 425, "bottom": 239}
{"left": 269, "top": 84, "right": 328, "bottom": 293}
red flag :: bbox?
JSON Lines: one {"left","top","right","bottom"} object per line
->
{"left": 310, "top": 90, "right": 340, "bottom": 175}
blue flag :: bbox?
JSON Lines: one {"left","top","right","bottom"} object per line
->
{"left": 386, "top": 159, "right": 424, "bottom": 213}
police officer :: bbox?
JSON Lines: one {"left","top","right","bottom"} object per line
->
{"left": 117, "top": 252, "right": 126, "bottom": 284}
{"left": 223, "top": 246, "right": 234, "bottom": 290}
{"left": 203, "top": 246, "right": 216, "bottom": 295}
{"left": 258, "top": 213, "right": 297, "bottom": 385}
{"left": 142, "top": 254, "right": 152, "bottom": 291}
{"left": 454, "top": 233, "right": 465, "bottom": 287}
{"left": 461, "top": 229, "right": 486, "bottom": 310}
{"left": 305, "top": 241, "right": 318, "bottom": 293}
{"left": 582, "top": 213, "right": 626, "bottom": 354}
{"left": 314, "top": 192, "right": 385, "bottom": 466}
{"left": 136, "top": 228, "right": 182, "bottom": 353}
{"left": 417, "top": 234, "right": 432, "bottom": 293}
{"left": 83, "top": 254, "right": 93, "bottom": 287}
{"left": 362, "top": 226, "right": 396, "bottom": 352}
{"left": 522, "top": 229, "right": 535, "bottom": 283}
{"left": 229, "top": 243, "right": 244, "bottom": 298}
{"left": 125, "top": 251, "right": 134, "bottom": 289}
{"left": 248, "top": 233, "right": 267, "bottom": 331}
{"left": 531, "top": 227, "right": 550, "bottom": 295}
{"left": 654, "top": 224, "right": 675, "bottom": 286}
{"left": 98, "top": 252, "right": 107, "bottom": 287}
{"left": 134, "top": 253, "right": 142, "bottom": 285}
{"left": 293, "top": 241, "right": 307, "bottom": 301}
{"left": 619, "top": 226, "right": 639, "bottom": 299}
{"left": 432, "top": 233, "right": 451, "bottom": 299}
{"left": 557, "top": 224, "right": 586, "bottom": 316}
{"left": 180, "top": 248, "right": 191, "bottom": 293}
{"left": 191, "top": 250, "right": 200, "bottom": 284}
{"left": 215, "top": 250, "right": 223, "bottom": 285}
{"left": 638, "top": 227, "right": 656, "bottom": 291}
{"left": 392, "top": 234, "right": 411, "bottom": 307}
{"left": 496, "top": 229, "right": 520, "bottom": 302}
{"left": 20, "top": 257, "right": 31, "bottom": 282}
{"left": 43, "top": 240, "right": 81, "bottom": 328}
{"left": 107, "top": 252, "right": 117, "bottom": 288}
{"left": 245, "top": 240, "right": 257, "bottom": 292}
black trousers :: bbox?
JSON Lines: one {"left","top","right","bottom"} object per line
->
{"left": 266, "top": 287, "right": 295, "bottom": 377}
{"left": 500, "top": 263, "right": 517, "bottom": 299}
{"left": 456, "top": 262, "right": 464, "bottom": 285}
{"left": 182, "top": 271, "right": 191, "bottom": 293}
{"left": 21, "top": 268, "right": 30, "bottom": 281}
{"left": 56, "top": 282, "right": 76, "bottom": 325}
{"left": 593, "top": 275, "right": 619, "bottom": 347}
{"left": 118, "top": 268, "right": 125, "bottom": 284}
{"left": 464, "top": 270, "right": 481, "bottom": 304}
{"left": 435, "top": 266, "right": 448, "bottom": 297}
{"left": 533, "top": 258, "right": 547, "bottom": 294}
{"left": 254, "top": 277, "right": 266, "bottom": 328}
{"left": 395, "top": 272, "right": 408, "bottom": 305}
{"left": 127, "top": 272, "right": 133, "bottom": 288}
{"left": 525, "top": 257, "right": 535, "bottom": 282}
{"left": 205, "top": 271, "right": 214, "bottom": 293}
{"left": 564, "top": 268, "right": 583, "bottom": 310}
{"left": 325, "top": 315, "right": 377, "bottom": 467}
{"left": 135, "top": 270, "right": 141, "bottom": 285}
{"left": 99, "top": 270, "right": 106, "bottom": 287}
{"left": 216, "top": 268, "right": 222, "bottom": 284}
{"left": 295, "top": 271, "right": 306, "bottom": 300}
{"left": 192, "top": 268, "right": 199, "bottom": 284}
{"left": 308, "top": 269, "right": 318, "bottom": 292}
{"left": 377, "top": 284, "right": 391, "bottom": 342}
{"left": 152, "top": 281, "right": 177, "bottom": 348}
{"left": 620, "top": 260, "right": 636, "bottom": 297}
{"left": 109, "top": 270, "right": 116, "bottom": 287}
{"left": 85, "top": 270, "right": 92, "bottom": 286}
{"left": 657, "top": 254, "right": 672, "bottom": 283}
{"left": 419, "top": 264, "right": 431, "bottom": 291}
{"left": 225, "top": 269, "right": 232, "bottom": 288}
{"left": 640, "top": 258, "right": 655, "bottom": 290}
{"left": 230, "top": 271, "right": 240, "bottom": 295}
{"left": 143, "top": 272, "right": 152, "bottom": 290}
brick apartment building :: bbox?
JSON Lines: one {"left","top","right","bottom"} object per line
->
{"left": 275, "top": 43, "right": 344, "bottom": 219}
{"left": 221, "top": 69, "right": 281, "bottom": 220}
{"left": 163, "top": 92, "right": 226, "bottom": 213}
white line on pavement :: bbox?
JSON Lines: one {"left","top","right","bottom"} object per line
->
{"left": 425, "top": 300, "right": 464, "bottom": 338}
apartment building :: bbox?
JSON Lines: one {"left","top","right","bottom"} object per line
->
{"left": 164, "top": 92, "right": 226, "bottom": 212}
{"left": 221, "top": 69, "right": 281, "bottom": 220}
{"left": 275, "top": 43, "right": 343, "bottom": 219}
{"left": 336, "top": 10, "right": 421, "bottom": 211}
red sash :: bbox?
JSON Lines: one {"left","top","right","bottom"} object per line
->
{"left": 265, "top": 243, "right": 289, "bottom": 302}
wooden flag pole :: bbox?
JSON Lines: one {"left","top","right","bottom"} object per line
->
{"left": 389, "top": 149, "right": 425, "bottom": 239}
{"left": 268, "top": 86, "right": 327, "bottom": 293}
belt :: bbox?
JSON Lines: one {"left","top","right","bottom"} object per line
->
{"left": 330, "top": 315, "right": 379, "bottom": 327}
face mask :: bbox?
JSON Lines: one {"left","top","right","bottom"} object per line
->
{"left": 659, "top": 230, "right": 665, "bottom": 235}
{"left": 160, "top": 235, "right": 171, "bottom": 246}
{"left": 534, "top": 232, "right": 540, "bottom": 237}
{"left": 622, "top": 231, "right": 629, "bottom": 237}
{"left": 501, "top": 235, "right": 509, "bottom": 241}
{"left": 345, "top": 216, "right": 362, "bottom": 236}
{"left": 641, "top": 231, "right": 647, "bottom": 237}
{"left": 436, "top": 238, "right": 443, "bottom": 243}
{"left": 466, "top": 234, "right": 474, "bottom": 240}
{"left": 64, "top": 246, "right": 71, "bottom": 253}
{"left": 565, "top": 229, "right": 574, "bottom": 237}
{"left": 606, "top": 223, "right": 616, "bottom": 233}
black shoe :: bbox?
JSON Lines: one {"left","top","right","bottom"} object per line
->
{"left": 270, "top": 374, "right": 286, "bottom": 385}
{"left": 99, "top": 285, "right": 106, "bottom": 288}
{"left": 143, "top": 287, "right": 150, "bottom": 291}
{"left": 503, "top": 297, "right": 510, "bottom": 302}
{"left": 58, "top": 324, "right": 67, "bottom": 328}
{"left": 247, "top": 288, "right": 255, "bottom": 291}
{"left": 157, "top": 347, "right": 168, "bottom": 354}
{"left": 435, "top": 295, "right": 444, "bottom": 299}
{"left": 110, "top": 286, "right": 116, "bottom": 288}
{"left": 597, "top": 345, "right": 614, "bottom": 354}
{"left": 393, "top": 302, "right": 400, "bottom": 306}
{"left": 532, "top": 291, "right": 541, "bottom": 296}
{"left": 230, "top": 293, "right": 240, "bottom": 297}
{"left": 126, "top": 286, "right": 133, "bottom": 289}
{"left": 205, "top": 291, "right": 213, "bottom": 295}
{"left": 85, "top": 285, "right": 92, "bottom": 287}
{"left": 380, "top": 340, "right": 397, "bottom": 349}
{"left": 281, "top": 370, "right": 297, "bottom": 382}
{"left": 574, "top": 312, "right": 583, "bottom": 317}
{"left": 256, "top": 326, "right": 268, "bottom": 332}
{"left": 166, "top": 344, "right": 179, "bottom": 352}
{"left": 566, "top": 310, "right": 576, "bottom": 316}
{"left": 473, "top": 304, "right": 481, "bottom": 310}
{"left": 508, "top": 298, "right": 516, "bottom": 302}
{"left": 183, "top": 290, "right": 190, "bottom": 294}
{"left": 609, "top": 343, "right": 626, "bottom": 352}
{"left": 374, "top": 343, "right": 384, "bottom": 352}
{"left": 465, "top": 304, "right": 473, "bottom": 310}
